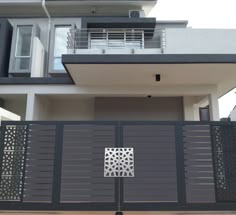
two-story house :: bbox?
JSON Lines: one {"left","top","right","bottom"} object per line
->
{"left": 1, "top": 0, "right": 236, "bottom": 214}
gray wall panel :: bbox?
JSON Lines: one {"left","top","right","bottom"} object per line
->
{"left": 0, "top": 19, "right": 12, "bottom": 77}
{"left": 95, "top": 97, "right": 184, "bottom": 121}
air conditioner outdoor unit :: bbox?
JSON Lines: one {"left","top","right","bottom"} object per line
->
{"left": 129, "top": 10, "right": 145, "bottom": 18}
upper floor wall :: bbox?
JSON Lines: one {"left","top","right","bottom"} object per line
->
{"left": 0, "top": 19, "right": 12, "bottom": 77}
{"left": 1, "top": 16, "right": 236, "bottom": 79}
{"left": 165, "top": 28, "right": 236, "bottom": 54}
{"left": 0, "top": 0, "right": 157, "bottom": 17}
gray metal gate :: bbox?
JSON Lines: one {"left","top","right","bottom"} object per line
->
{"left": 0, "top": 121, "right": 236, "bottom": 211}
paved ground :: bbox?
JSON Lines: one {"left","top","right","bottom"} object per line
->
{"left": 0, "top": 212, "right": 236, "bottom": 215}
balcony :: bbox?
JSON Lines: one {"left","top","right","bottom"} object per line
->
{"left": 62, "top": 27, "right": 236, "bottom": 98}
{"left": 66, "top": 28, "right": 165, "bottom": 55}
{"left": 0, "top": 120, "right": 236, "bottom": 211}
{"left": 63, "top": 27, "right": 168, "bottom": 85}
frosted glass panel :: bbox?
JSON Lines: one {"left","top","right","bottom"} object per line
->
{"left": 16, "top": 26, "right": 32, "bottom": 57}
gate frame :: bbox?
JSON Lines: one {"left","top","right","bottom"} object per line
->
{"left": 1, "top": 120, "right": 236, "bottom": 211}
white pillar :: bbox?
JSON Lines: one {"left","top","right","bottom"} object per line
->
{"left": 193, "top": 104, "right": 200, "bottom": 121}
{"left": 25, "top": 93, "right": 35, "bottom": 120}
{"left": 208, "top": 93, "right": 220, "bottom": 121}
{"left": 183, "top": 96, "right": 199, "bottom": 121}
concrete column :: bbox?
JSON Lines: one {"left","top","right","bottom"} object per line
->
{"left": 183, "top": 96, "right": 199, "bottom": 121}
{"left": 208, "top": 93, "right": 220, "bottom": 121}
{"left": 193, "top": 104, "right": 200, "bottom": 121}
{"left": 25, "top": 93, "right": 35, "bottom": 120}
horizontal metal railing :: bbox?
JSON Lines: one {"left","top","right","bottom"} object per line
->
{"left": 67, "top": 28, "right": 166, "bottom": 54}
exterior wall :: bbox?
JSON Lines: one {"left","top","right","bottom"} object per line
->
{"left": 0, "top": 0, "right": 155, "bottom": 17}
{"left": 183, "top": 96, "right": 200, "bottom": 121}
{"left": 25, "top": 96, "right": 184, "bottom": 121}
{"left": 5, "top": 17, "right": 236, "bottom": 79}
{"left": 46, "top": 97, "right": 95, "bottom": 120}
{"left": 95, "top": 97, "right": 184, "bottom": 120}
{"left": 155, "top": 21, "right": 188, "bottom": 29}
{"left": 165, "top": 28, "right": 236, "bottom": 54}
{"left": 24, "top": 95, "right": 186, "bottom": 121}
{"left": 0, "top": 19, "right": 12, "bottom": 77}
{"left": 32, "top": 95, "right": 50, "bottom": 120}
{"left": 0, "top": 107, "right": 20, "bottom": 124}
{"left": 8, "top": 18, "right": 82, "bottom": 76}
{"left": 3, "top": 96, "right": 27, "bottom": 120}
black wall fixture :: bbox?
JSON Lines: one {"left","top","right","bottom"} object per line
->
{"left": 0, "top": 19, "right": 13, "bottom": 77}
{"left": 155, "top": 74, "right": 161, "bottom": 81}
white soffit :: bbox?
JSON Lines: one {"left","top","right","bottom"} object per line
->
{"left": 65, "top": 63, "right": 236, "bottom": 86}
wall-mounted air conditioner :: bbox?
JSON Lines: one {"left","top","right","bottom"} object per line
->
{"left": 129, "top": 10, "right": 145, "bottom": 18}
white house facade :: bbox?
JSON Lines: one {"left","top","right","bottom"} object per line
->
{"left": 1, "top": 0, "right": 236, "bottom": 214}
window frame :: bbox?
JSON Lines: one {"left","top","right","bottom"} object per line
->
{"left": 14, "top": 25, "right": 33, "bottom": 72}
{"left": 9, "top": 23, "right": 40, "bottom": 76}
{"left": 15, "top": 25, "right": 33, "bottom": 58}
{"left": 49, "top": 22, "right": 77, "bottom": 75}
{"left": 53, "top": 25, "right": 71, "bottom": 71}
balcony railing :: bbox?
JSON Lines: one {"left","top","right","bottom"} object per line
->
{"left": 1, "top": 121, "right": 236, "bottom": 211}
{"left": 67, "top": 28, "right": 166, "bottom": 54}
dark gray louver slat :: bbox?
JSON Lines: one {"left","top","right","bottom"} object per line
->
{"left": 183, "top": 125, "right": 216, "bottom": 203}
{"left": 123, "top": 125, "right": 178, "bottom": 202}
{"left": 60, "top": 125, "right": 116, "bottom": 203}
{"left": 23, "top": 124, "right": 56, "bottom": 202}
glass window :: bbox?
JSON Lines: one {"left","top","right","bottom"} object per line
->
{"left": 15, "top": 25, "right": 33, "bottom": 70}
{"left": 53, "top": 26, "right": 71, "bottom": 70}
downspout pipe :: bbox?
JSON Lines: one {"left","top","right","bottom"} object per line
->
{"left": 42, "top": 0, "right": 51, "bottom": 76}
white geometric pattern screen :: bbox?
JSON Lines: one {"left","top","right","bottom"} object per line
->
{"left": 104, "top": 148, "right": 134, "bottom": 177}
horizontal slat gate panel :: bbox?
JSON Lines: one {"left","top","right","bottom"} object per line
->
{"left": 60, "top": 124, "right": 116, "bottom": 203}
{"left": 123, "top": 125, "right": 178, "bottom": 202}
{"left": 183, "top": 125, "right": 215, "bottom": 203}
{"left": 23, "top": 124, "right": 56, "bottom": 203}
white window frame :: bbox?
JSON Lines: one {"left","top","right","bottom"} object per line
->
{"left": 15, "top": 25, "right": 33, "bottom": 59}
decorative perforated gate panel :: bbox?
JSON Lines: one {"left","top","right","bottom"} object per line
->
{"left": 212, "top": 125, "right": 236, "bottom": 202}
{"left": 0, "top": 125, "right": 27, "bottom": 201}
{"left": 104, "top": 148, "right": 134, "bottom": 177}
